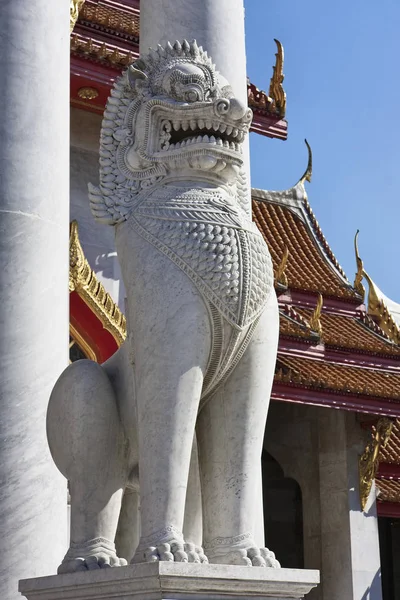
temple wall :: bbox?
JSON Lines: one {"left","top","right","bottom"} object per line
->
{"left": 264, "top": 402, "right": 382, "bottom": 600}
{"left": 70, "top": 108, "right": 125, "bottom": 308}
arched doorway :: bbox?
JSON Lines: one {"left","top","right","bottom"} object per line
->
{"left": 262, "top": 450, "right": 304, "bottom": 569}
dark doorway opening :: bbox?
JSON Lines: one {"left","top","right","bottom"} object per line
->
{"left": 262, "top": 450, "right": 304, "bottom": 569}
{"left": 379, "top": 516, "right": 400, "bottom": 599}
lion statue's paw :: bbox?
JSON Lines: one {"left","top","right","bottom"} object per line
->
{"left": 57, "top": 538, "right": 128, "bottom": 573}
{"left": 205, "top": 534, "right": 280, "bottom": 568}
{"left": 132, "top": 526, "right": 208, "bottom": 564}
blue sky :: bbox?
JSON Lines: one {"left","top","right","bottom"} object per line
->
{"left": 244, "top": 0, "right": 400, "bottom": 300}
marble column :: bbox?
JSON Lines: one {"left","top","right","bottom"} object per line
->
{"left": 139, "top": 0, "right": 259, "bottom": 545}
{"left": 318, "top": 410, "right": 383, "bottom": 600}
{"left": 139, "top": 0, "right": 251, "bottom": 211}
{"left": 0, "top": 2, "right": 69, "bottom": 598}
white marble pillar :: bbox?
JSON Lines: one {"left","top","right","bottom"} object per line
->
{"left": 139, "top": 0, "right": 251, "bottom": 210}
{"left": 318, "top": 410, "right": 383, "bottom": 600}
{"left": 0, "top": 2, "right": 69, "bottom": 598}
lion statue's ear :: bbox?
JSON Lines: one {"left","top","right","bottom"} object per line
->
{"left": 128, "top": 64, "right": 148, "bottom": 88}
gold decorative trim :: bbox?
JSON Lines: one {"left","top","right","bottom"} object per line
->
{"left": 268, "top": 39, "right": 286, "bottom": 118}
{"left": 359, "top": 418, "right": 393, "bottom": 511}
{"left": 69, "top": 220, "right": 126, "bottom": 346}
{"left": 69, "top": 323, "right": 97, "bottom": 361}
{"left": 353, "top": 230, "right": 365, "bottom": 299}
{"left": 309, "top": 293, "right": 323, "bottom": 337}
{"left": 299, "top": 139, "right": 312, "bottom": 184}
{"left": 79, "top": 2, "right": 140, "bottom": 38}
{"left": 70, "top": 0, "right": 86, "bottom": 34}
{"left": 275, "top": 246, "right": 289, "bottom": 288}
{"left": 78, "top": 86, "right": 99, "bottom": 100}
{"left": 71, "top": 33, "right": 137, "bottom": 68}
{"left": 363, "top": 270, "right": 400, "bottom": 344}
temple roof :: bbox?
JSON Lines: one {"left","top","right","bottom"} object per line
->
{"left": 69, "top": 0, "right": 288, "bottom": 140}
{"left": 252, "top": 184, "right": 355, "bottom": 299}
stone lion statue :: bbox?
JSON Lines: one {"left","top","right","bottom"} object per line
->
{"left": 47, "top": 40, "right": 280, "bottom": 573}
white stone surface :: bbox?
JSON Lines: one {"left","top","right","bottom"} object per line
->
{"left": 19, "top": 563, "right": 319, "bottom": 600}
{"left": 0, "top": 1, "right": 69, "bottom": 598}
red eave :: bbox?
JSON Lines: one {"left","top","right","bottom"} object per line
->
{"left": 271, "top": 382, "right": 400, "bottom": 417}
{"left": 378, "top": 463, "right": 400, "bottom": 481}
{"left": 377, "top": 501, "right": 400, "bottom": 518}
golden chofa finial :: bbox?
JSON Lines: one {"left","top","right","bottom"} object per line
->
{"left": 275, "top": 246, "right": 289, "bottom": 288}
{"left": 353, "top": 230, "right": 365, "bottom": 300}
{"left": 309, "top": 293, "right": 323, "bottom": 337}
{"left": 299, "top": 139, "right": 313, "bottom": 184}
{"left": 269, "top": 39, "right": 286, "bottom": 118}
{"left": 70, "top": 0, "right": 86, "bottom": 33}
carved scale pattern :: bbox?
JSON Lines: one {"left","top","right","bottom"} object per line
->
{"left": 129, "top": 186, "right": 274, "bottom": 330}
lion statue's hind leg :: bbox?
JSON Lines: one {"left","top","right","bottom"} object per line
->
{"left": 47, "top": 359, "right": 129, "bottom": 572}
{"left": 197, "top": 294, "right": 281, "bottom": 568}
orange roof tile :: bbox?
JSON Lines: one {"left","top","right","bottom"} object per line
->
{"left": 276, "top": 355, "right": 400, "bottom": 401}
{"left": 376, "top": 478, "right": 400, "bottom": 503}
{"left": 380, "top": 419, "right": 400, "bottom": 465}
{"left": 252, "top": 197, "right": 357, "bottom": 299}
{"left": 294, "top": 309, "right": 400, "bottom": 357}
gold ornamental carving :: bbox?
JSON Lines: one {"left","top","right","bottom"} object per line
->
{"left": 69, "top": 220, "right": 126, "bottom": 346}
{"left": 359, "top": 418, "right": 393, "bottom": 511}
{"left": 78, "top": 87, "right": 99, "bottom": 100}
{"left": 299, "top": 139, "right": 313, "bottom": 184}
{"left": 70, "top": 0, "right": 86, "bottom": 33}
{"left": 275, "top": 246, "right": 289, "bottom": 289}
{"left": 353, "top": 230, "right": 365, "bottom": 300}
{"left": 268, "top": 39, "right": 286, "bottom": 118}
{"left": 363, "top": 270, "right": 400, "bottom": 345}
{"left": 309, "top": 293, "right": 323, "bottom": 337}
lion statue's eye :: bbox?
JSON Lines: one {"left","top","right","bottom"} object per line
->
{"left": 185, "top": 90, "right": 200, "bottom": 103}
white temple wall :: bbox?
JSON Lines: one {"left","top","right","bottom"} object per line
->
{"left": 70, "top": 108, "right": 125, "bottom": 309}
{"left": 264, "top": 401, "right": 383, "bottom": 600}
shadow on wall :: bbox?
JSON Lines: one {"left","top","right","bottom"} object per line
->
{"left": 361, "top": 569, "right": 382, "bottom": 600}
{"left": 348, "top": 483, "right": 377, "bottom": 520}
{"left": 95, "top": 252, "right": 120, "bottom": 280}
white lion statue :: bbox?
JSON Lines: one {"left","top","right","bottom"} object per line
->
{"left": 47, "top": 40, "right": 280, "bottom": 573}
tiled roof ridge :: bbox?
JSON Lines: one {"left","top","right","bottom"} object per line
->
{"left": 357, "top": 310, "right": 396, "bottom": 346}
{"left": 252, "top": 181, "right": 354, "bottom": 292}
{"left": 302, "top": 194, "right": 349, "bottom": 281}
{"left": 275, "top": 355, "right": 400, "bottom": 401}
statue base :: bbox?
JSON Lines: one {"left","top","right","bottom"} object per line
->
{"left": 19, "top": 562, "right": 319, "bottom": 600}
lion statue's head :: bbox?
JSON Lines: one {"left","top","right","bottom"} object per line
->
{"left": 89, "top": 40, "right": 252, "bottom": 225}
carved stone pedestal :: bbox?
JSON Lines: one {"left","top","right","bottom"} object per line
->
{"left": 19, "top": 563, "right": 319, "bottom": 600}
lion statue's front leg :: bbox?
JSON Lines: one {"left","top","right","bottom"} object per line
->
{"left": 47, "top": 39, "right": 280, "bottom": 572}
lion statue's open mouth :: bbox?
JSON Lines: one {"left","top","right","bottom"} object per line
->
{"left": 89, "top": 39, "right": 253, "bottom": 224}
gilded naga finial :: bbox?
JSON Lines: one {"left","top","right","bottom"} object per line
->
{"left": 353, "top": 230, "right": 365, "bottom": 300}
{"left": 70, "top": 0, "right": 86, "bottom": 33}
{"left": 268, "top": 39, "right": 286, "bottom": 118}
{"left": 309, "top": 293, "right": 323, "bottom": 337}
{"left": 275, "top": 246, "right": 289, "bottom": 288}
{"left": 299, "top": 139, "right": 313, "bottom": 184}
{"left": 359, "top": 418, "right": 393, "bottom": 511}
